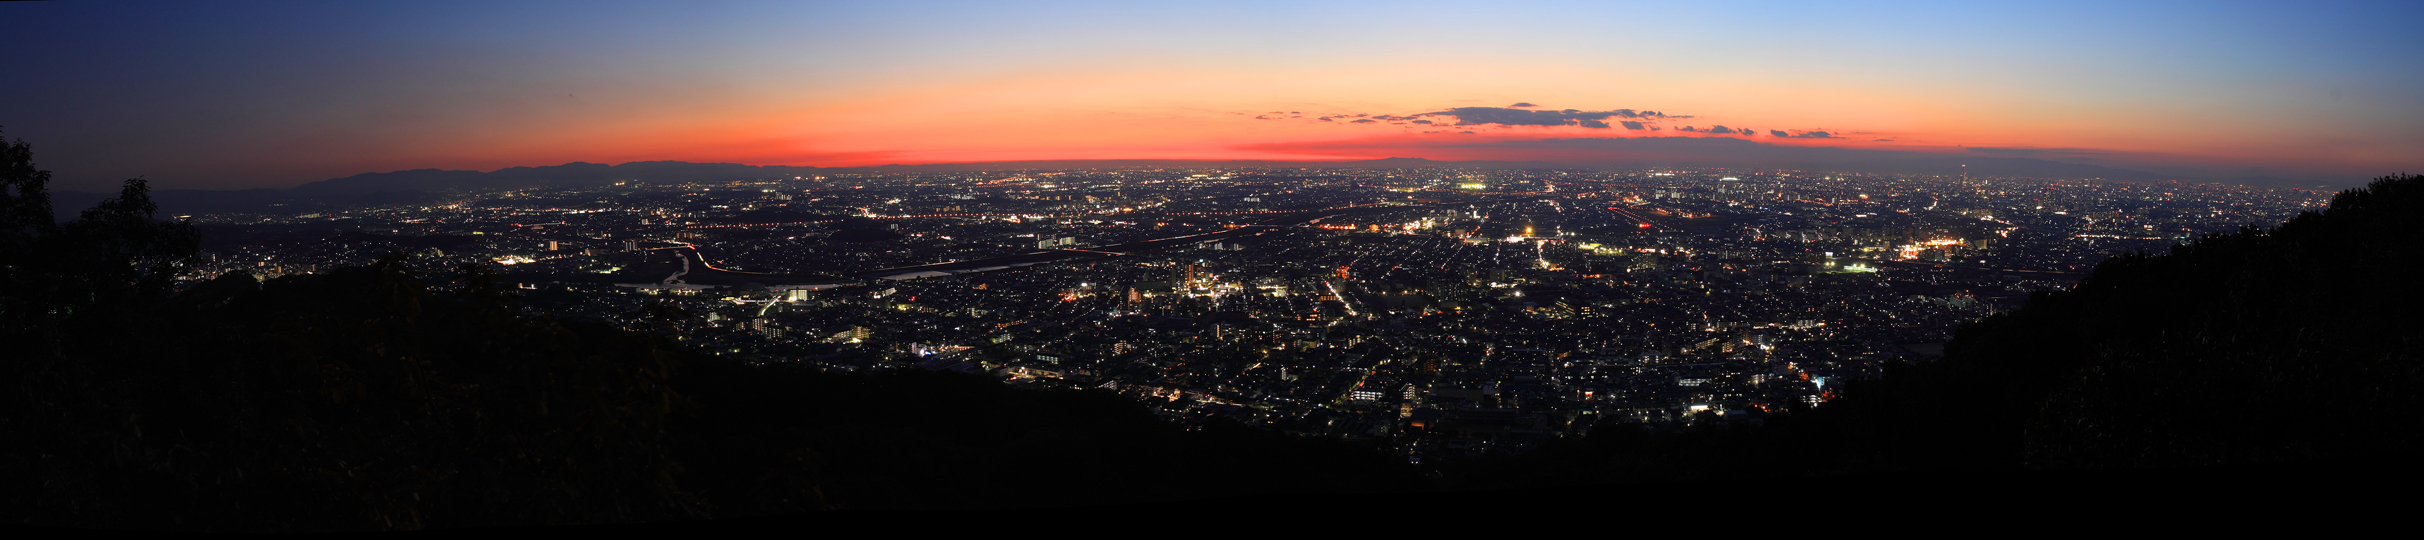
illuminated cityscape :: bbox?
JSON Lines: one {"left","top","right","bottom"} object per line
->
{"left": 7, "top": 0, "right": 2418, "bottom": 529}
{"left": 176, "top": 166, "right": 2328, "bottom": 463}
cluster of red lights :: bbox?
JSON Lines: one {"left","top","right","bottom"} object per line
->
{"left": 684, "top": 220, "right": 841, "bottom": 229}
{"left": 1164, "top": 210, "right": 1291, "bottom": 216}
{"left": 871, "top": 213, "right": 1034, "bottom": 219}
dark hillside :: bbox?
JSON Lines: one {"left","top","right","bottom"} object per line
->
{"left": 2006, "top": 172, "right": 2424, "bottom": 466}
{"left": 1442, "top": 173, "right": 2424, "bottom": 486}
{"left": 671, "top": 365, "right": 1417, "bottom": 513}
{"left": 1, "top": 135, "right": 1415, "bottom": 530}
{"left": 1836, "top": 172, "right": 2424, "bottom": 468}
{"left": 4, "top": 239, "right": 1417, "bottom": 531}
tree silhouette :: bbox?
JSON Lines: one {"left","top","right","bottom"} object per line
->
{"left": 0, "top": 132, "right": 709, "bottom": 529}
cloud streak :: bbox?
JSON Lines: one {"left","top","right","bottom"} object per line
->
{"left": 1227, "top": 135, "right": 2191, "bottom": 181}
{"left": 1420, "top": 107, "right": 1679, "bottom": 129}
{"left": 1679, "top": 125, "right": 1744, "bottom": 134}
{"left": 1966, "top": 146, "right": 2105, "bottom": 156}
{"left": 1249, "top": 104, "right": 1865, "bottom": 147}
{"left": 1255, "top": 104, "right": 1691, "bottom": 131}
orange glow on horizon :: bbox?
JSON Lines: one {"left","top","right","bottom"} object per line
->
{"left": 284, "top": 61, "right": 2394, "bottom": 177}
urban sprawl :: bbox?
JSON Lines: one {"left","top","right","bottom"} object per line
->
{"left": 180, "top": 168, "right": 2327, "bottom": 464}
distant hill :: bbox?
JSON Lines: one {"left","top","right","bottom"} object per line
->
{"left": 853, "top": 156, "right": 1568, "bottom": 172}
{"left": 1484, "top": 136, "right": 2178, "bottom": 181}
{"left": 57, "top": 158, "right": 1579, "bottom": 217}
{"left": 286, "top": 158, "right": 1572, "bottom": 200}
{"left": 48, "top": 188, "right": 292, "bottom": 220}
{"left": 287, "top": 161, "right": 835, "bottom": 201}
{"left": 53, "top": 148, "right": 2274, "bottom": 219}
{"left": 2221, "top": 175, "right": 2342, "bottom": 190}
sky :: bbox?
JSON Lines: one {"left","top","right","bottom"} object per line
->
{"left": 4, "top": 0, "right": 2421, "bottom": 191}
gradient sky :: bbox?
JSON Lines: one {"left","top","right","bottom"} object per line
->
{"left": 5, "top": 0, "right": 2420, "bottom": 190}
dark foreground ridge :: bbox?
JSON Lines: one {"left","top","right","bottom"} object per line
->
{"left": 0, "top": 253, "right": 1421, "bottom": 530}
{"left": 1436, "top": 172, "right": 2424, "bottom": 488}
{"left": 3, "top": 127, "right": 2418, "bottom": 530}
{"left": 5, "top": 135, "right": 1418, "bottom": 531}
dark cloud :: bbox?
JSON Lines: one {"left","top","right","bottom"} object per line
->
{"left": 1255, "top": 115, "right": 1274, "bottom": 120}
{"left": 1967, "top": 147, "right": 2106, "bottom": 156}
{"left": 1229, "top": 136, "right": 2184, "bottom": 183}
{"left": 1704, "top": 125, "right": 1738, "bottom": 134}
{"left": 1770, "top": 130, "right": 1790, "bottom": 137}
{"left": 1269, "top": 105, "right": 1693, "bottom": 132}
{"left": 1418, "top": 107, "right": 1676, "bottom": 129}
{"left": 1676, "top": 126, "right": 1699, "bottom": 132}
{"left": 1770, "top": 130, "right": 1835, "bottom": 139}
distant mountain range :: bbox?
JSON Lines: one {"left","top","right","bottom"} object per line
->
{"left": 286, "top": 157, "right": 1575, "bottom": 202}
{"left": 46, "top": 151, "right": 2305, "bottom": 219}
{"left": 47, "top": 158, "right": 1560, "bottom": 217}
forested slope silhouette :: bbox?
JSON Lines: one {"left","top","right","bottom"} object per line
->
{"left": 0, "top": 133, "right": 1413, "bottom": 531}
{"left": 1444, "top": 173, "right": 2424, "bottom": 488}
